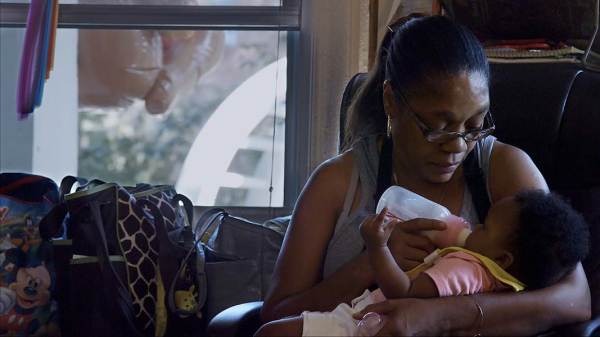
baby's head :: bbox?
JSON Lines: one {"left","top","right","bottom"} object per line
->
{"left": 465, "top": 190, "right": 589, "bottom": 289}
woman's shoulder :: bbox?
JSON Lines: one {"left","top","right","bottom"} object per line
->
{"left": 311, "top": 150, "right": 355, "bottom": 191}
{"left": 488, "top": 141, "right": 549, "bottom": 203}
{"left": 291, "top": 151, "right": 356, "bottom": 233}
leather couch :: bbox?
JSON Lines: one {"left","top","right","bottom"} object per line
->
{"left": 207, "top": 62, "right": 600, "bottom": 336}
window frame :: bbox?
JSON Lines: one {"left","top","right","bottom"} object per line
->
{"left": 0, "top": 0, "right": 309, "bottom": 219}
{"left": 0, "top": 1, "right": 301, "bottom": 30}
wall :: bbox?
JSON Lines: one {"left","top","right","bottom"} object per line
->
{"left": 300, "top": 0, "right": 369, "bottom": 173}
{"left": 0, "top": 28, "right": 78, "bottom": 183}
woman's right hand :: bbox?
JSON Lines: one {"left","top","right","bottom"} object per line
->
{"left": 387, "top": 218, "right": 446, "bottom": 270}
{"left": 352, "top": 297, "right": 449, "bottom": 336}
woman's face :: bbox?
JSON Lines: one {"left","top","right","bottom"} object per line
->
{"left": 385, "top": 71, "right": 490, "bottom": 184}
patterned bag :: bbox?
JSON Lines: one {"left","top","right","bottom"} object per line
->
{"left": 39, "top": 177, "right": 199, "bottom": 337}
{"left": 0, "top": 173, "right": 60, "bottom": 336}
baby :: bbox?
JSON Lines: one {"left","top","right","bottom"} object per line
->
{"left": 255, "top": 190, "right": 590, "bottom": 337}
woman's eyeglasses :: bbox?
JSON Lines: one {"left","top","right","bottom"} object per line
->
{"left": 394, "top": 90, "right": 496, "bottom": 144}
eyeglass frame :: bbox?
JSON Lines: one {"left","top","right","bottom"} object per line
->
{"left": 391, "top": 88, "right": 496, "bottom": 144}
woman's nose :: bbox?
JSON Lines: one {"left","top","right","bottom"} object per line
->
{"left": 440, "top": 135, "right": 468, "bottom": 154}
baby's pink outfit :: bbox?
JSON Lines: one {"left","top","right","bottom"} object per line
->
{"left": 302, "top": 251, "right": 508, "bottom": 336}
{"left": 422, "top": 251, "right": 508, "bottom": 296}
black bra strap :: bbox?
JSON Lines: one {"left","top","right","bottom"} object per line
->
{"left": 463, "top": 142, "right": 491, "bottom": 221}
{"left": 374, "top": 136, "right": 394, "bottom": 202}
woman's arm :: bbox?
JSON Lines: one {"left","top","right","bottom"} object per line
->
{"left": 357, "top": 263, "right": 590, "bottom": 336}
{"left": 261, "top": 153, "right": 376, "bottom": 323}
{"left": 486, "top": 142, "right": 591, "bottom": 327}
{"left": 461, "top": 263, "right": 591, "bottom": 335}
{"left": 487, "top": 141, "right": 549, "bottom": 202}
{"left": 455, "top": 142, "right": 590, "bottom": 334}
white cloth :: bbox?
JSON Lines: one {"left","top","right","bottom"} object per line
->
{"left": 301, "top": 289, "right": 379, "bottom": 336}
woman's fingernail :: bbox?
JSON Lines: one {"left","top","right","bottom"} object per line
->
{"left": 356, "top": 312, "right": 383, "bottom": 336}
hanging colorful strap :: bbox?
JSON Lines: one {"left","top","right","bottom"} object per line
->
{"left": 46, "top": 0, "right": 59, "bottom": 79}
{"left": 34, "top": 0, "right": 55, "bottom": 108}
{"left": 17, "top": 0, "right": 45, "bottom": 117}
{"left": 16, "top": 0, "right": 60, "bottom": 119}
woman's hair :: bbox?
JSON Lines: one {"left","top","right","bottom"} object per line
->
{"left": 343, "top": 15, "right": 489, "bottom": 150}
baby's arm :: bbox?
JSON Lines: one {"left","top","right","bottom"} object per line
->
{"left": 367, "top": 244, "right": 440, "bottom": 298}
{"left": 366, "top": 243, "right": 411, "bottom": 298}
{"left": 360, "top": 209, "right": 418, "bottom": 298}
{"left": 405, "top": 273, "right": 440, "bottom": 297}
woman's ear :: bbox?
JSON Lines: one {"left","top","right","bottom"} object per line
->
{"left": 493, "top": 250, "right": 514, "bottom": 270}
{"left": 383, "top": 81, "right": 399, "bottom": 119}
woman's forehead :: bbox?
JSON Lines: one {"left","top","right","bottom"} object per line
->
{"left": 408, "top": 71, "right": 489, "bottom": 118}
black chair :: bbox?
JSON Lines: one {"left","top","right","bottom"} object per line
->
{"left": 207, "top": 63, "right": 600, "bottom": 337}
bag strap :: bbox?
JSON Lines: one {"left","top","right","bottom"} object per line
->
{"left": 194, "top": 208, "right": 227, "bottom": 243}
{"left": 166, "top": 235, "right": 207, "bottom": 316}
{"left": 59, "top": 175, "right": 87, "bottom": 200}
{"left": 59, "top": 176, "right": 106, "bottom": 200}
{"left": 188, "top": 208, "right": 228, "bottom": 312}
{"left": 139, "top": 199, "right": 207, "bottom": 317}
{"left": 173, "top": 193, "right": 194, "bottom": 228}
{"left": 38, "top": 202, "right": 68, "bottom": 240}
{"left": 194, "top": 241, "right": 208, "bottom": 312}
{"left": 87, "top": 201, "right": 142, "bottom": 337}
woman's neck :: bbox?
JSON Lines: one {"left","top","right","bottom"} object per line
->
{"left": 392, "top": 160, "right": 465, "bottom": 212}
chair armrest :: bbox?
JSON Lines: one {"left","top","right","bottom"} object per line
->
{"left": 206, "top": 301, "right": 263, "bottom": 337}
{"left": 553, "top": 317, "right": 600, "bottom": 337}
{"left": 541, "top": 316, "right": 600, "bottom": 337}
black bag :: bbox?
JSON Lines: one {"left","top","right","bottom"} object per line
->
{"left": 194, "top": 209, "right": 287, "bottom": 321}
{"left": 441, "top": 0, "right": 597, "bottom": 41}
{"left": 40, "top": 177, "right": 199, "bottom": 337}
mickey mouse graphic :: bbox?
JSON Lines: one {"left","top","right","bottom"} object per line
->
{"left": 0, "top": 249, "right": 52, "bottom": 335}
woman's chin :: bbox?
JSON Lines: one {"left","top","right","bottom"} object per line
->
{"left": 424, "top": 163, "right": 459, "bottom": 183}
{"left": 425, "top": 171, "right": 454, "bottom": 184}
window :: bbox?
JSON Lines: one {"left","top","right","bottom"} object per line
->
{"left": 0, "top": 0, "right": 283, "bottom": 5}
{"left": 0, "top": 1, "right": 304, "bottom": 211}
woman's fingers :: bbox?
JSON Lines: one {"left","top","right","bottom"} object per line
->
{"left": 387, "top": 230, "right": 435, "bottom": 269}
{"left": 389, "top": 232, "right": 435, "bottom": 255}
{"left": 396, "top": 217, "right": 446, "bottom": 232}
{"left": 402, "top": 232, "right": 436, "bottom": 252}
{"left": 353, "top": 301, "right": 397, "bottom": 319}
{"left": 398, "top": 258, "right": 421, "bottom": 270}
{"left": 402, "top": 249, "right": 429, "bottom": 263}
{"left": 374, "top": 323, "right": 395, "bottom": 337}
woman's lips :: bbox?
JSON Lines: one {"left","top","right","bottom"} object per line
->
{"left": 430, "top": 162, "right": 459, "bottom": 174}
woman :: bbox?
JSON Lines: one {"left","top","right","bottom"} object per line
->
{"left": 260, "top": 15, "right": 590, "bottom": 336}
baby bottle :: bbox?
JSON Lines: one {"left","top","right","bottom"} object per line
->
{"left": 376, "top": 186, "right": 471, "bottom": 248}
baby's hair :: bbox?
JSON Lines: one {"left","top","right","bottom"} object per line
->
{"left": 513, "top": 190, "right": 589, "bottom": 289}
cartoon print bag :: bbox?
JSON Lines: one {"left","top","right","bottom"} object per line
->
{"left": 0, "top": 173, "right": 60, "bottom": 336}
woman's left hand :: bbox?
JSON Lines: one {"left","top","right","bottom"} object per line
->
{"left": 353, "top": 298, "right": 445, "bottom": 336}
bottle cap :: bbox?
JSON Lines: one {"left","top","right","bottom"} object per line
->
{"left": 456, "top": 228, "right": 472, "bottom": 247}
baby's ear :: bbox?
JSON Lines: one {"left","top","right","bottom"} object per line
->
{"left": 494, "top": 250, "right": 514, "bottom": 270}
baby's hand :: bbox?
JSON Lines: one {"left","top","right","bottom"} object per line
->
{"left": 359, "top": 208, "right": 398, "bottom": 248}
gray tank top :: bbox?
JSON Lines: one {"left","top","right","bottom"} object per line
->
{"left": 322, "top": 135, "right": 496, "bottom": 277}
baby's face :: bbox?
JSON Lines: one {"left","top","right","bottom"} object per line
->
{"left": 465, "top": 197, "right": 519, "bottom": 267}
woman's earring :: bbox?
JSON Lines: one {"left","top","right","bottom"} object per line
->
{"left": 387, "top": 116, "right": 392, "bottom": 138}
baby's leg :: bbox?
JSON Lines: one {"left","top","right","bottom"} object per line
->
{"left": 254, "top": 316, "right": 303, "bottom": 337}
